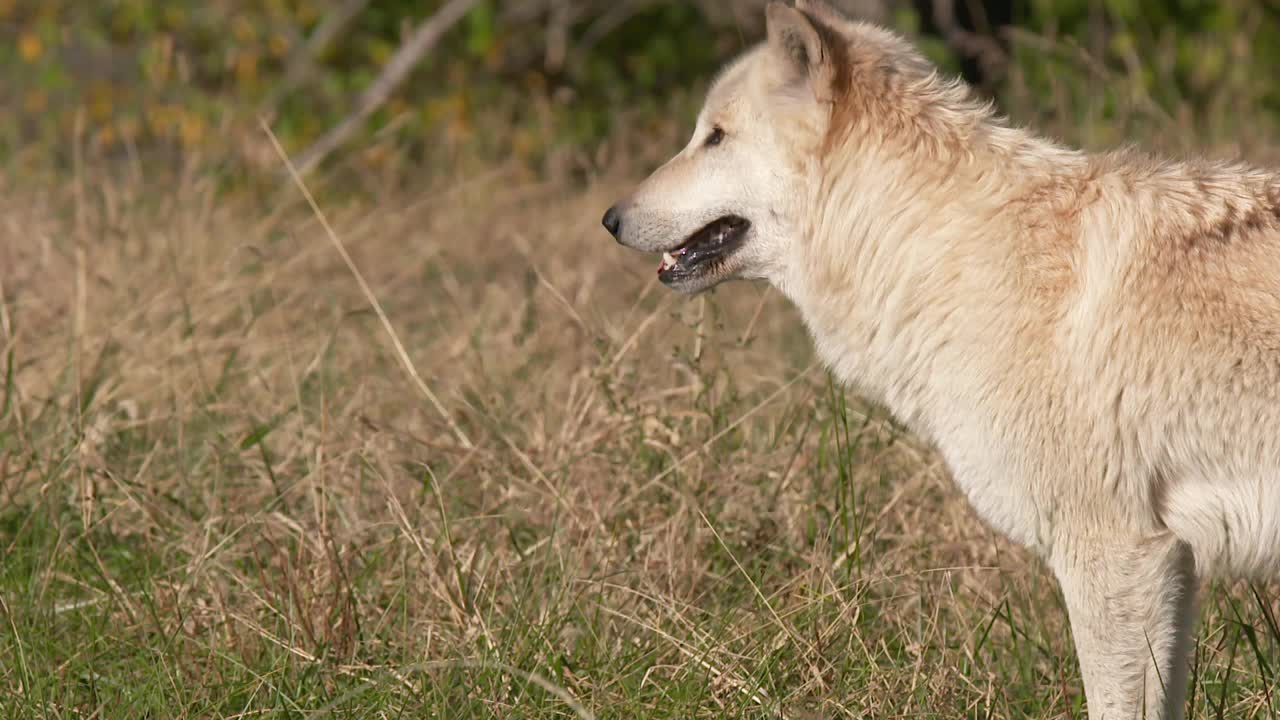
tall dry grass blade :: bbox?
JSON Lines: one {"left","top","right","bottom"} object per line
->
{"left": 260, "top": 119, "right": 474, "bottom": 449}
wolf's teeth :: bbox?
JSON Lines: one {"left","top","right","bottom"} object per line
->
{"left": 662, "top": 252, "right": 677, "bottom": 268}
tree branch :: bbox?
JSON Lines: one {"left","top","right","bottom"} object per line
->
{"left": 292, "top": 0, "right": 482, "bottom": 175}
{"left": 263, "top": 0, "right": 373, "bottom": 113}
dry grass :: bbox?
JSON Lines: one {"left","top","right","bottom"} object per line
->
{"left": 0, "top": 110, "right": 1277, "bottom": 718}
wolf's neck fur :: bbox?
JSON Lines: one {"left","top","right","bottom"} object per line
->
{"left": 780, "top": 116, "right": 1090, "bottom": 443}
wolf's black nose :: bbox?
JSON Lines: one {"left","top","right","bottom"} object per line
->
{"left": 602, "top": 206, "right": 622, "bottom": 238}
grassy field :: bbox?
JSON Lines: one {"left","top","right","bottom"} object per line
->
{"left": 2, "top": 82, "right": 1280, "bottom": 720}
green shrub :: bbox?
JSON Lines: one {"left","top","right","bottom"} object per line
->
{"left": 0, "top": 0, "right": 1276, "bottom": 171}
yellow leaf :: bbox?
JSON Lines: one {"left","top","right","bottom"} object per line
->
{"left": 232, "top": 16, "right": 257, "bottom": 44}
{"left": 95, "top": 126, "right": 117, "bottom": 147}
{"left": 235, "top": 51, "right": 259, "bottom": 85}
{"left": 269, "top": 34, "right": 290, "bottom": 58}
{"left": 147, "top": 104, "right": 175, "bottom": 135}
{"left": 180, "top": 113, "right": 205, "bottom": 147}
{"left": 296, "top": 2, "right": 319, "bottom": 25}
{"left": 18, "top": 33, "right": 42, "bottom": 62}
{"left": 89, "top": 84, "right": 114, "bottom": 122}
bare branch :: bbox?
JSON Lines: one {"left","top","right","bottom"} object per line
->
{"left": 293, "top": 0, "right": 482, "bottom": 175}
{"left": 543, "top": 0, "right": 572, "bottom": 73}
{"left": 264, "top": 0, "right": 374, "bottom": 112}
{"left": 578, "top": 0, "right": 655, "bottom": 55}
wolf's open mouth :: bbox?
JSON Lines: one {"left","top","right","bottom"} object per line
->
{"left": 657, "top": 216, "right": 750, "bottom": 284}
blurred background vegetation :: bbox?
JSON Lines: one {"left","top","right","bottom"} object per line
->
{"left": 1, "top": 0, "right": 1278, "bottom": 179}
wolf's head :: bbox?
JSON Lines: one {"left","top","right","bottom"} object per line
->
{"left": 602, "top": 1, "right": 933, "bottom": 294}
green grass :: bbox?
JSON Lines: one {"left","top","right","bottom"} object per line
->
{"left": 0, "top": 163, "right": 1276, "bottom": 720}
{"left": 2, "top": 64, "right": 1280, "bottom": 719}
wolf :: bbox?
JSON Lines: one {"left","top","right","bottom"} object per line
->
{"left": 601, "top": 2, "right": 1280, "bottom": 718}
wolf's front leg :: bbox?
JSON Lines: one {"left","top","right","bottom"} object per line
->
{"left": 1051, "top": 533, "right": 1198, "bottom": 720}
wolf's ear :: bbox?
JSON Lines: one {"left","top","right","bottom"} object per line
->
{"left": 795, "top": 0, "right": 853, "bottom": 27}
{"left": 765, "top": 2, "right": 828, "bottom": 91}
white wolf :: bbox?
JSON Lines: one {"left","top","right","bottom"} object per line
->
{"left": 602, "top": 2, "right": 1280, "bottom": 718}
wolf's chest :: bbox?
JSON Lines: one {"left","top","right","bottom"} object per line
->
{"left": 861, "top": 380, "right": 1057, "bottom": 554}
{"left": 951, "top": 463, "right": 1053, "bottom": 552}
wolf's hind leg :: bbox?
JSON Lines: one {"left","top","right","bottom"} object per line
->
{"left": 1051, "top": 533, "right": 1198, "bottom": 720}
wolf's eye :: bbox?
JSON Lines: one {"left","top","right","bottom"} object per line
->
{"left": 704, "top": 127, "right": 725, "bottom": 147}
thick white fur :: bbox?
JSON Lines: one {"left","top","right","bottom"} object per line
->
{"left": 608, "top": 2, "right": 1280, "bottom": 717}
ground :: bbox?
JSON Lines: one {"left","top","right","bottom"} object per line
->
{"left": 0, "top": 136, "right": 1276, "bottom": 718}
